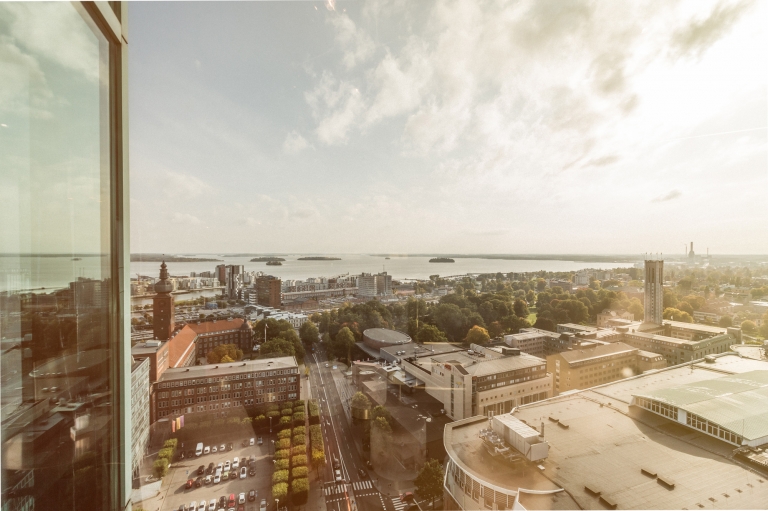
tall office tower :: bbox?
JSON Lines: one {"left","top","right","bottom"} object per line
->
{"left": 225, "top": 264, "right": 245, "bottom": 298}
{"left": 0, "top": 4, "right": 131, "bottom": 509}
{"left": 153, "top": 262, "right": 176, "bottom": 340}
{"left": 644, "top": 259, "right": 664, "bottom": 324}
{"left": 256, "top": 275, "right": 282, "bottom": 307}
{"left": 215, "top": 264, "right": 228, "bottom": 285}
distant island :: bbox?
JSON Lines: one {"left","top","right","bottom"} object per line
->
{"left": 297, "top": 256, "right": 341, "bottom": 261}
{"left": 130, "top": 254, "right": 222, "bottom": 263}
{"left": 250, "top": 257, "right": 286, "bottom": 262}
{"left": 429, "top": 257, "right": 455, "bottom": 263}
{"left": 266, "top": 261, "right": 283, "bottom": 266}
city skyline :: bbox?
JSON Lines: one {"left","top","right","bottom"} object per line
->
{"left": 129, "top": 0, "right": 767, "bottom": 255}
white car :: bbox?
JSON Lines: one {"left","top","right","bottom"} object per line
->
{"left": 335, "top": 469, "right": 342, "bottom": 482}
{"left": 240, "top": 467, "right": 247, "bottom": 479}
{"left": 203, "top": 446, "right": 210, "bottom": 455}
{"left": 213, "top": 471, "right": 221, "bottom": 484}
{"left": 232, "top": 457, "right": 239, "bottom": 469}
{"left": 257, "top": 437, "right": 263, "bottom": 445}
{"left": 238, "top": 493, "right": 246, "bottom": 504}
{"left": 249, "top": 437, "right": 255, "bottom": 446}
{"left": 189, "top": 502, "right": 197, "bottom": 511}
{"left": 223, "top": 460, "right": 231, "bottom": 472}
{"left": 260, "top": 499, "right": 267, "bottom": 511}
{"left": 199, "top": 501, "right": 206, "bottom": 511}
{"left": 209, "top": 499, "right": 217, "bottom": 511}
{"left": 211, "top": 446, "right": 218, "bottom": 454}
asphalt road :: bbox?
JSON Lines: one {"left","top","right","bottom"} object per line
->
{"left": 307, "top": 350, "right": 401, "bottom": 511}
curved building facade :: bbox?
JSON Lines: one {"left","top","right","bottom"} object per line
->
{"left": 362, "top": 328, "right": 411, "bottom": 350}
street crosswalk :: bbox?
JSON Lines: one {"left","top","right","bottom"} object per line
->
{"left": 391, "top": 497, "right": 408, "bottom": 511}
{"left": 351, "top": 480, "right": 373, "bottom": 491}
{"left": 324, "top": 485, "right": 346, "bottom": 496}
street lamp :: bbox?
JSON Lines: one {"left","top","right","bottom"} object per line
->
{"left": 269, "top": 415, "right": 272, "bottom": 433}
{"left": 275, "top": 498, "right": 279, "bottom": 511}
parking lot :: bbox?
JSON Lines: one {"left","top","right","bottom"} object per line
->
{"left": 159, "top": 435, "right": 275, "bottom": 511}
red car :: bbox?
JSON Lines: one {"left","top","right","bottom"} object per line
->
{"left": 228, "top": 494, "right": 236, "bottom": 507}
{"left": 185, "top": 479, "right": 194, "bottom": 489}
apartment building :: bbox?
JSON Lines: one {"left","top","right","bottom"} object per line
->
{"left": 153, "top": 357, "right": 300, "bottom": 422}
{"left": 547, "top": 342, "right": 666, "bottom": 395}
{"left": 401, "top": 344, "right": 552, "bottom": 420}
{"left": 596, "top": 308, "right": 634, "bottom": 327}
{"left": 621, "top": 330, "right": 736, "bottom": 366}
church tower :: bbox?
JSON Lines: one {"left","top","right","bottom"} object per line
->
{"left": 152, "top": 261, "right": 175, "bottom": 341}
{"left": 644, "top": 259, "right": 664, "bottom": 325}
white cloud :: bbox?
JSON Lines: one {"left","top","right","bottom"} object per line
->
{"left": 330, "top": 13, "right": 375, "bottom": 69}
{"left": 171, "top": 212, "right": 201, "bottom": 224}
{"left": 283, "top": 130, "right": 310, "bottom": 153}
{"left": 305, "top": 72, "right": 364, "bottom": 145}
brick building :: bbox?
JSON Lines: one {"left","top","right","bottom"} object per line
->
{"left": 153, "top": 357, "right": 300, "bottom": 422}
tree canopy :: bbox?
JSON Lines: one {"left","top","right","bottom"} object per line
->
{"left": 206, "top": 343, "right": 244, "bottom": 364}
{"left": 415, "top": 459, "right": 444, "bottom": 507}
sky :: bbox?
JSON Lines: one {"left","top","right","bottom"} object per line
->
{"left": 128, "top": 0, "right": 768, "bottom": 256}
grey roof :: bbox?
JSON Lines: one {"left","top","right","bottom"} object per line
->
{"left": 160, "top": 356, "right": 298, "bottom": 381}
{"left": 363, "top": 328, "right": 411, "bottom": 344}
{"left": 558, "top": 342, "right": 637, "bottom": 364}
{"left": 380, "top": 342, "right": 461, "bottom": 359}
{"left": 663, "top": 320, "right": 727, "bottom": 334}
{"left": 429, "top": 350, "right": 545, "bottom": 376}
{"left": 632, "top": 370, "right": 768, "bottom": 441}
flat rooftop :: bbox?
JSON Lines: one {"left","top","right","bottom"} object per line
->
{"left": 445, "top": 417, "right": 580, "bottom": 509}
{"left": 159, "top": 356, "right": 297, "bottom": 382}
{"left": 558, "top": 342, "right": 637, "bottom": 364}
{"left": 664, "top": 320, "right": 728, "bottom": 334}
{"left": 419, "top": 350, "right": 545, "bottom": 377}
{"left": 507, "top": 353, "right": 768, "bottom": 509}
{"left": 380, "top": 342, "right": 462, "bottom": 359}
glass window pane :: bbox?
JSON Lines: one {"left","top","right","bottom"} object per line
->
{"left": 0, "top": 3, "right": 113, "bottom": 510}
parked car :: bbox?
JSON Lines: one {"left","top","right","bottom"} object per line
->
{"left": 248, "top": 490, "right": 257, "bottom": 502}
{"left": 248, "top": 467, "right": 256, "bottom": 477}
{"left": 217, "top": 462, "right": 223, "bottom": 472}
{"left": 240, "top": 467, "right": 247, "bottom": 479}
{"left": 238, "top": 493, "right": 246, "bottom": 505}
{"left": 208, "top": 499, "right": 216, "bottom": 511}
{"left": 228, "top": 494, "right": 236, "bottom": 507}
{"left": 178, "top": 505, "right": 186, "bottom": 511}
{"left": 199, "top": 501, "right": 206, "bottom": 511}
{"left": 232, "top": 457, "right": 239, "bottom": 469}
{"left": 249, "top": 438, "right": 255, "bottom": 446}
{"left": 185, "top": 479, "right": 194, "bottom": 489}
{"left": 257, "top": 437, "right": 262, "bottom": 445}
{"left": 218, "top": 496, "right": 227, "bottom": 508}
{"left": 227, "top": 442, "right": 233, "bottom": 451}
{"left": 222, "top": 471, "right": 229, "bottom": 481}
{"left": 229, "top": 470, "right": 238, "bottom": 480}
{"left": 259, "top": 499, "right": 267, "bottom": 511}
{"left": 220, "top": 444, "right": 226, "bottom": 452}
{"left": 203, "top": 446, "right": 210, "bottom": 455}
{"left": 189, "top": 502, "right": 197, "bottom": 511}
{"left": 195, "top": 476, "right": 204, "bottom": 488}
{"left": 213, "top": 471, "right": 221, "bottom": 484}
{"left": 204, "top": 475, "right": 212, "bottom": 485}
{"left": 211, "top": 446, "right": 218, "bottom": 454}
{"left": 224, "top": 460, "right": 231, "bottom": 472}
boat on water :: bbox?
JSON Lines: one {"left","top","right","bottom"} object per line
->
{"left": 72, "top": 257, "right": 82, "bottom": 261}
{"left": 385, "top": 257, "right": 390, "bottom": 259}
{"left": 266, "top": 261, "right": 283, "bottom": 266}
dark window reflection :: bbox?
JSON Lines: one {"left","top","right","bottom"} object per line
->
{"left": 1, "top": 3, "right": 114, "bottom": 510}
